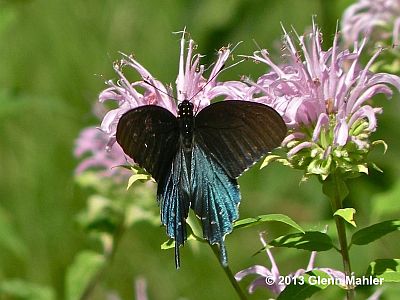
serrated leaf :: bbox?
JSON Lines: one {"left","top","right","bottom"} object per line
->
{"left": 0, "top": 280, "right": 55, "bottom": 300}
{"left": 334, "top": 208, "right": 356, "bottom": 227}
{"left": 262, "top": 231, "right": 333, "bottom": 253}
{"left": 277, "top": 270, "right": 331, "bottom": 300}
{"left": 365, "top": 259, "right": 400, "bottom": 282}
{"left": 350, "top": 219, "right": 400, "bottom": 246}
{"left": 234, "top": 214, "right": 304, "bottom": 233}
{"left": 65, "top": 251, "right": 106, "bottom": 300}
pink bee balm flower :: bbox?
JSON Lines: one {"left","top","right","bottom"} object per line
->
{"left": 99, "top": 31, "right": 247, "bottom": 149}
{"left": 341, "top": 0, "right": 400, "bottom": 46}
{"left": 74, "top": 126, "right": 132, "bottom": 180}
{"left": 248, "top": 21, "right": 400, "bottom": 179}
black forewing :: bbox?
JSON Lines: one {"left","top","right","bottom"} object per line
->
{"left": 195, "top": 100, "right": 287, "bottom": 179}
{"left": 116, "top": 105, "right": 179, "bottom": 182}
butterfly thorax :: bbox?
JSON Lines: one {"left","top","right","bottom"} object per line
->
{"left": 177, "top": 100, "right": 195, "bottom": 150}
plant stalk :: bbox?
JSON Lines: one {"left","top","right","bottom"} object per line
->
{"left": 209, "top": 244, "right": 248, "bottom": 300}
{"left": 329, "top": 174, "right": 355, "bottom": 300}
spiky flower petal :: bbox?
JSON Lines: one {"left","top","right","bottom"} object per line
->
{"left": 249, "top": 22, "right": 400, "bottom": 179}
{"left": 99, "top": 31, "right": 245, "bottom": 149}
{"left": 341, "top": 0, "right": 400, "bottom": 46}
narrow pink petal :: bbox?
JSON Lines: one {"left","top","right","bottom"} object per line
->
{"left": 312, "top": 113, "right": 329, "bottom": 142}
{"left": 350, "top": 84, "right": 392, "bottom": 113}
{"left": 209, "top": 46, "right": 231, "bottom": 82}
{"left": 287, "top": 142, "right": 313, "bottom": 157}
{"left": 98, "top": 88, "right": 121, "bottom": 102}
{"left": 306, "top": 251, "right": 317, "bottom": 271}
{"left": 176, "top": 31, "right": 186, "bottom": 101}
{"left": 282, "top": 132, "right": 306, "bottom": 145}
{"left": 349, "top": 105, "right": 381, "bottom": 132}
{"left": 235, "top": 265, "right": 272, "bottom": 281}
{"left": 368, "top": 73, "right": 400, "bottom": 91}
{"left": 334, "top": 120, "right": 349, "bottom": 146}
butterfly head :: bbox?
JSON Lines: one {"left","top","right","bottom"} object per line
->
{"left": 177, "top": 100, "right": 194, "bottom": 118}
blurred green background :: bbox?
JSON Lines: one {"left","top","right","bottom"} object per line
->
{"left": 1, "top": 0, "right": 399, "bottom": 299}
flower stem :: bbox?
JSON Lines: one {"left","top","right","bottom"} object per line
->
{"left": 328, "top": 174, "right": 355, "bottom": 300}
{"left": 209, "top": 244, "right": 248, "bottom": 300}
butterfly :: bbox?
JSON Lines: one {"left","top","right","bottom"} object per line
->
{"left": 116, "top": 99, "right": 287, "bottom": 268}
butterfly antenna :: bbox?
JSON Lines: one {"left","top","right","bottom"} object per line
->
{"left": 190, "top": 63, "right": 225, "bottom": 115}
{"left": 142, "top": 78, "right": 178, "bottom": 102}
{"left": 190, "top": 51, "right": 245, "bottom": 115}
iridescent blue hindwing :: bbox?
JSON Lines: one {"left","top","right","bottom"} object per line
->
{"left": 190, "top": 142, "right": 240, "bottom": 265}
{"left": 157, "top": 146, "right": 191, "bottom": 268}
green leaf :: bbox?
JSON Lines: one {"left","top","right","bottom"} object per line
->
{"left": 0, "top": 279, "right": 55, "bottom": 300}
{"left": 161, "top": 223, "right": 205, "bottom": 250}
{"left": 126, "top": 166, "right": 153, "bottom": 189}
{"left": 161, "top": 238, "right": 175, "bottom": 250}
{"left": 260, "top": 154, "right": 291, "bottom": 169}
{"left": 277, "top": 270, "right": 332, "bottom": 300}
{"left": 127, "top": 173, "right": 152, "bottom": 189}
{"left": 234, "top": 214, "right": 304, "bottom": 233}
{"left": 365, "top": 259, "right": 400, "bottom": 282}
{"left": 65, "top": 251, "right": 106, "bottom": 300}
{"left": 260, "top": 154, "right": 280, "bottom": 169}
{"left": 233, "top": 217, "right": 259, "bottom": 229}
{"left": 370, "top": 162, "right": 384, "bottom": 173}
{"left": 352, "top": 164, "right": 368, "bottom": 175}
{"left": 263, "top": 231, "right": 333, "bottom": 253}
{"left": 334, "top": 208, "right": 356, "bottom": 227}
{"left": 350, "top": 219, "right": 400, "bottom": 246}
